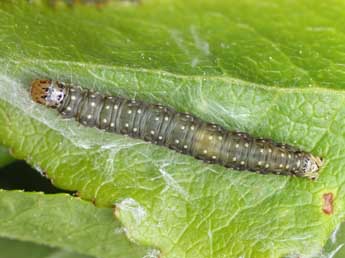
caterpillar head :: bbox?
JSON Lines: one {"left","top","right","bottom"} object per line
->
{"left": 31, "top": 79, "right": 65, "bottom": 108}
{"left": 300, "top": 154, "right": 323, "bottom": 180}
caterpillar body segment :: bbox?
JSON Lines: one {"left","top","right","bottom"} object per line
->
{"left": 30, "top": 79, "right": 323, "bottom": 179}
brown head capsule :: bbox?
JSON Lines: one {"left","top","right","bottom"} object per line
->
{"left": 30, "top": 79, "right": 65, "bottom": 108}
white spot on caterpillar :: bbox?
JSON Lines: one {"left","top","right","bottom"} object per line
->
{"left": 203, "top": 150, "right": 208, "bottom": 154}
{"left": 240, "top": 161, "right": 245, "bottom": 165}
{"left": 87, "top": 114, "right": 92, "bottom": 119}
{"left": 184, "top": 145, "right": 188, "bottom": 149}
{"left": 232, "top": 157, "right": 237, "bottom": 161}
{"left": 258, "top": 161, "right": 262, "bottom": 166}
{"left": 164, "top": 116, "right": 169, "bottom": 121}
{"left": 103, "top": 118, "right": 107, "bottom": 123}
{"left": 212, "top": 156, "right": 216, "bottom": 159}
{"left": 128, "top": 110, "right": 132, "bottom": 114}
{"left": 106, "top": 105, "right": 110, "bottom": 109}
{"left": 175, "top": 139, "right": 180, "bottom": 144}
{"left": 260, "top": 149, "right": 264, "bottom": 153}
{"left": 158, "top": 136, "right": 163, "bottom": 140}
{"left": 71, "top": 95, "right": 76, "bottom": 100}
{"left": 245, "top": 143, "right": 249, "bottom": 148}
{"left": 137, "top": 109, "right": 142, "bottom": 114}
{"left": 125, "top": 123, "right": 129, "bottom": 127}
{"left": 268, "top": 148, "right": 272, "bottom": 153}
{"left": 235, "top": 144, "right": 239, "bottom": 148}
{"left": 133, "top": 128, "right": 138, "bottom": 132}
{"left": 218, "top": 136, "right": 223, "bottom": 140}
{"left": 66, "top": 106, "right": 71, "bottom": 111}
{"left": 191, "top": 126, "right": 195, "bottom": 130}
{"left": 279, "top": 164, "right": 283, "bottom": 168}
{"left": 208, "top": 136, "right": 213, "bottom": 140}
{"left": 265, "top": 164, "right": 269, "bottom": 168}
{"left": 150, "top": 130, "right": 155, "bottom": 135}
{"left": 281, "top": 153, "right": 285, "bottom": 157}
{"left": 110, "top": 123, "right": 115, "bottom": 127}
{"left": 181, "top": 126, "right": 185, "bottom": 130}
{"left": 114, "top": 105, "right": 118, "bottom": 109}
{"left": 91, "top": 102, "right": 96, "bottom": 107}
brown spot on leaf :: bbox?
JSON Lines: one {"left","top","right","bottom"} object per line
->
{"left": 323, "top": 192, "right": 334, "bottom": 215}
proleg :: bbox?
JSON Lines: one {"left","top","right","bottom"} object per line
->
{"left": 30, "top": 79, "right": 323, "bottom": 179}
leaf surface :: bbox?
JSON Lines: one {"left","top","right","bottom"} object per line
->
{"left": 0, "top": 236, "right": 93, "bottom": 258}
{"left": 0, "top": 146, "right": 14, "bottom": 168}
{"left": 0, "top": 1, "right": 344, "bottom": 257}
{"left": 0, "top": 191, "right": 147, "bottom": 258}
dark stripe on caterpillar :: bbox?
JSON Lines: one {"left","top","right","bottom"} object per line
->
{"left": 30, "top": 79, "right": 323, "bottom": 179}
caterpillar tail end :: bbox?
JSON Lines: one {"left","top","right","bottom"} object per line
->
{"left": 30, "top": 79, "right": 65, "bottom": 108}
{"left": 302, "top": 154, "right": 323, "bottom": 180}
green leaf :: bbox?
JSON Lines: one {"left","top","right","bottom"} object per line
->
{"left": 0, "top": 145, "right": 15, "bottom": 168}
{"left": 0, "top": 236, "right": 92, "bottom": 258}
{"left": 0, "top": 1, "right": 344, "bottom": 257}
{"left": 322, "top": 222, "right": 345, "bottom": 258}
{"left": 0, "top": 191, "right": 147, "bottom": 258}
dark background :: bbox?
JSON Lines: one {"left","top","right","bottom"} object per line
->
{"left": 0, "top": 160, "right": 71, "bottom": 194}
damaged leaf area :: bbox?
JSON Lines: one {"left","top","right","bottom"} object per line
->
{"left": 0, "top": 1, "right": 345, "bottom": 257}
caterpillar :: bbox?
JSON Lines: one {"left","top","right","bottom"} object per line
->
{"left": 30, "top": 79, "right": 323, "bottom": 179}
